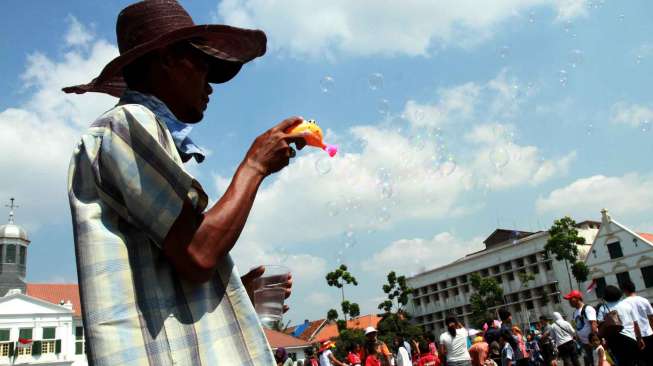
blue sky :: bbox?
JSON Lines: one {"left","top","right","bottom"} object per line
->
{"left": 2, "top": 0, "right": 653, "bottom": 326}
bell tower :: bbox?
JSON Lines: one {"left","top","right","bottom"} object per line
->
{"left": 0, "top": 198, "right": 30, "bottom": 296}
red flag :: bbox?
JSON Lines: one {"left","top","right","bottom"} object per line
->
{"left": 586, "top": 279, "right": 597, "bottom": 293}
{"left": 18, "top": 338, "right": 32, "bottom": 345}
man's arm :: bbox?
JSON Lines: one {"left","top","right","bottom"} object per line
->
{"left": 164, "top": 117, "right": 305, "bottom": 283}
{"left": 328, "top": 353, "right": 347, "bottom": 366}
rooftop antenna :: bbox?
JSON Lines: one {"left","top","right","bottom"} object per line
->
{"left": 5, "top": 197, "right": 18, "bottom": 224}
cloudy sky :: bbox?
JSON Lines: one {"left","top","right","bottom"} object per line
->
{"left": 2, "top": 0, "right": 653, "bottom": 325}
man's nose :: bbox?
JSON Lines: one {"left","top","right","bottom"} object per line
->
{"left": 206, "top": 83, "right": 213, "bottom": 96}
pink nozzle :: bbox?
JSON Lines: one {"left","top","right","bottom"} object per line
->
{"left": 324, "top": 144, "right": 338, "bottom": 157}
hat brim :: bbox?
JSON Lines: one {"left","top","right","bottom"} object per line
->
{"left": 62, "top": 24, "right": 265, "bottom": 97}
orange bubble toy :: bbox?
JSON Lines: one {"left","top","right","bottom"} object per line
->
{"left": 285, "top": 119, "right": 338, "bottom": 157}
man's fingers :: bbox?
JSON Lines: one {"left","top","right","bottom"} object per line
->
{"left": 283, "top": 304, "right": 290, "bottom": 313}
{"left": 283, "top": 132, "right": 307, "bottom": 148}
{"left": 273, "top": 116, "right": 304, "bottom": 133}
{"left": 242, "top": 265, "right": 265, "bottom": 282}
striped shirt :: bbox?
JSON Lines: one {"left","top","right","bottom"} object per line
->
{"left": 67, "top": 100, "right": 274, "bottom": 365}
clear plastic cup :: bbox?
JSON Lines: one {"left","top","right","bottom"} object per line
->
{"left": 253, "top": 265, "right": 290, "bottom": 328}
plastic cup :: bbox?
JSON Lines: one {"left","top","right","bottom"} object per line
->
{"left": 253, "top": 265, "right": 290, "bottom": 328}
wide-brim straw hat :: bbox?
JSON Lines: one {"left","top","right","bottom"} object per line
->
{"left": 62, "top": 0, "right": 266, "bottom": 97}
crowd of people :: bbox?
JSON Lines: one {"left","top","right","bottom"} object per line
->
{"left": 297, "top": 282, "right": 652, "bottom": 366}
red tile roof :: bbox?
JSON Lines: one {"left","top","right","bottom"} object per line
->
{"left": 286, "top": 319, "right": 327, "bottom": 341}
{"left": 264, "top": 328, "right": 312, "bottom": 349}
{"left": 637, "top": 232, "right": 653, "bottom": 243}
{"left": 313, "top": 314, "right": 382, "bottom": 341}
{"left": 26, "top": 283, "right": 81, "bottom": 317}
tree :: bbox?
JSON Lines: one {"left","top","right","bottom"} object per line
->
{"left": 517, "top": 270, "right": 536, "bottom": 289}
{"left": 545, "top": 216, "right": 587, "bottom": 290}
{"left": 325, "top": 265, "right": 360, "bottom": 325}
{"left": 571, "top": 261, "right": 589, "bottom": 287}
{"left": 377, "top": 313, "right": 424, "bottom": 346}
{"left": 378, "top": 271, "right": 413, "bottom": 315}
{"left": 469, "top": 273, "right": 504, "bottom": 327}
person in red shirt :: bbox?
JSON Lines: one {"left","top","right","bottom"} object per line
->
{"left": 417, "top": 341, "right": 440, "bottom": 366}
{"left": 347, "top": 344, "right": 363, "bottom": 366}
{"left": 469, "top": 336, "right": 490, "bottom": 366}
{"left": 365, "top": 342, "right": 382, "bottom": 366}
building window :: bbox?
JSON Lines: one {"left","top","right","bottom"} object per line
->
{"left": 595, "top": 277, "right": 607, "bottom": 299}
{"left": 607, "top": 242, "right": 624, "bottom": 259}
{"left": 526, "top": 300, "right": 534, "bottom": 310}
{"left": 19, "top": 246, "right": 26, "bottom": 265}
{"left": 642, "top": 266, "right": 653, "bottom": 288}
{"left": 413, "top": 298, "right": 421, "bottom": 306}
{"left": 460, "top": 275, "right": 467, "bottom": 283}
{"left": 453, "top": 288, "right": 459, "bottom": 296}
{"left": 0, "top": 244, "right": 3, "bottom": 262}
{"left": 17, "top": 328, "right": 32, "bottom": 355}
{"left": 495, "top": 276, "right": 503, "bottom": 284}
{"left": 507, "top": 272, "right": 515, "bottom": 281}
{"left": 481, "top": 269, "right": 489, "bottom": 277}
{"left": 504, "top": 262, "right": 512, "bottom": 271}
{"left": 616, "top": 272, "right": 632, "bottom": 290}
{"left": 41, "top": 327, "right": 57, "bottom": 354}
{"left": 424, "top": 296, "right": 431, "bottom": 304}
{"left": 463, "top": 284, "right": 470, "bottom": 293}
{"left": 528, "top": 254, "right": 538, "bottom": 264}
{"left": 531, "top": 265, "right": 540, "bottom": 274}
{"left": 544, "top": 261, "right": 552, "bottom": 271}
{"left": 6, "top": 245, "right": 16, "bottom": 264}
{"left": 516, "top": 258, "right": 525, "bottom": 267}
{"left": 0, "top": 329, "right": 9, "bottom": 357}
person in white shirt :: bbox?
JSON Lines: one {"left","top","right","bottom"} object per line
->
{"left": 319, "top": 340, "right": 347, "bottom": 366}
{"left": 564, "top": 290, "right": 598, "bottom": 366}
{"left": 596, "top": 285, "right": 644, "bottom": 366}
{"left": 440, "top": 316, "right": 472, "bottom": 366}
{"left": 621, "top": 281, "right": 653, "bottom": 365}
{"left": 394, "top": 336, "right": 412, "bottom": 366}
{"left": 550, "top": 312, "right": 581, "bottom": 366}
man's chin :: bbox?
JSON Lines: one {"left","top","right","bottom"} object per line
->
{"left": 182, "top": 111, "right": 204, "bottom": 124}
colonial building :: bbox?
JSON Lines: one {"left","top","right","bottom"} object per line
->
{"left": 582, "top": 209, "right": 653, "bottom": 304}
{"left": 407, "top": 221, "right": 600, "bottom": 336}
{"left": 0, "top": 200, "right": 87, "bottom": 365}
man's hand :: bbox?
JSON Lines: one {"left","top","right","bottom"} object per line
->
{"left": 244, "top": 117, "right": 307, "bottom": 177}
{"left": 241, "top": 265, "right": 293, "bottom": 313}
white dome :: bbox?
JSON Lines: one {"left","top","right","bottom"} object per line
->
{"left": 0, "top": 223, "right": 29, "bottom": 242}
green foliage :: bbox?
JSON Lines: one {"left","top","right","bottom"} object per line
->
{"left": 571, "top": 261, "right": 589, "bottom": 283}
{"left": 332, "top": 328, "right": 366, "bottom": 359}
{"left": 469, "top": 273, "right": 504, "bottom": 327}
{"left": 517, "top": 270, "right": 536, "bottom": 288}
{"left": 325, "top": 265, "right": 360, "bottom": 325}
{"left": 545, "top": 216, "right": 585, "bottom": 262}
{"left": 377, "top": 271, "right": 413, "bottom": 315}
{"left": 377, "top": 313, "right": 424, "bottom": 346}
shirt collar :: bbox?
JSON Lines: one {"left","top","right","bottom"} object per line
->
{"left": 119, "top": 89, "right": 206, "bottom": 163}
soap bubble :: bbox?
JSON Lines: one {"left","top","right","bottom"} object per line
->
{"left": 315, "top": 156, "right": 332, "bottom": 175}
{"left": 568, "top": 49, "right": 584, "bottom": 68}
{"left": 498, "top": 45, "right": 510, "bottom": 59}
{"left": 326, "top": 201, "right": 339, "bottom": 217}
{"left": 320, "top": 76, "right": 334, "bottom": 93}
{"left": 368, "top": 72, "right": 384, "bottom": 91}
{"left": 379, "top": 181, "right": 394, "bottom": 200}
{"left": 277, "top": 247, "right": 290, "bottom": 264}
{"left": 343, "top": 230, "right": 357, "bottom": 249}
{"left": 563, "top": 20, "right": 573, "bottom": 33}
{"left": 376, "top": 167, "right": 392, "bottom": 183}
{"left": 378, "top": 98, "right": 390, "bottom": 115}
{"left": 636, "top": 55, "right": 643, "bottom": 65}
{"left": 586, "top": 123, "right": 595, "bottom": 136}
{"left": 558, "top": 69, "right": 568, "bottom": 87}
{"left": 617, "top": 14, "right": 625, "bottom": 21}
{"left": 641, "top": 120, "right": 651, "bottom": 133}
{"left": 489, "top": 147, "right": 510, "bottom": 170}
{"left": 528, "top": 11, "right": 535, "bottom": 24}
{"left": 410, "top": 133, "right": 426, "bottom": 150}
{"left": 440, "top": 155, "right": 457, "bottom": 176}
{"left": 377, "top": 206, "right": 391, "bottom": 224}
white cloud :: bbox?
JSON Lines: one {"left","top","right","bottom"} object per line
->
{"left": 535, "top": 173, "right": 653, "bottom": 218}
{"left": 610, "top": 102, "right": 653, "bottom": 128}
{"left": 361, "top": 232, "right": 484, "bottom": 275}
{"left": 0, "top": 18, "right": 117, "bottom": 227}
{"left": 216, "top": 0, "right": 588, "bottom": 58}
{"left": 306, "top": 292, "right": 332, "bottom": 307}
{"left": 64, "top": 15, "right": 94, "bottom": 48}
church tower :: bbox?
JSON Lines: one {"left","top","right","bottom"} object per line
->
{"left": 0, "top": 198, "right": 29, "bottom": 296}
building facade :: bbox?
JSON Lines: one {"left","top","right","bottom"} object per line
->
{"left": 582, "top": 209, "right": 653, "bottom": 304}
{"left": 0, "top": 199, "right": 29, "bottom": 297}
{"left": 407, "top": 222, "right": 599, "bottom": 336}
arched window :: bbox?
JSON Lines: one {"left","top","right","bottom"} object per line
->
{"left": 19, "top": 246, "right": 25, "bottom": 265}
{"left": 6, "top": 245, "right": 15, "bottom": 264}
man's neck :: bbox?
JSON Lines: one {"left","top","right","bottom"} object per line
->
{"left": 576, "top": 302, "right": 585, "bottom": 309}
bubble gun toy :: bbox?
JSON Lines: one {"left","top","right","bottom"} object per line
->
{"left": 285, "top": 119, "right": 338, "bottom": 157}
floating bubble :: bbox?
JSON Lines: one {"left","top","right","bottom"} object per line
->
{"left": 563, "top": 20, "right": 573, "bottom": 33}
{"left": 641, "top": 120, "right": 651, "bottom": 133}
{"left": 320, "top": 76, "right": 335, "bottom": 93}
{"left": 489, "top": 147, "right": 510, "bottom": 170}
{"left": 378, "top": 98, "right": 390, "bottom": 115}
{"left": 377, "top": 206, "right": 391, "bottom": 224}
{"left": 498, "top": 45, "right": 510, "bottom": 59}
{"left": 326, "top": 201, "right": 339, "bottom": 217}
{"left": 343, "top": 230, "right": 357, "bottom": 249}
{"left": 277, "top": 247, "right": 290, "bottom": 264}
{"left": 617, "top": 14, "right": 625, "bottom": 22}
{"left": 315, "top": 156, "right": 332, "bottom": 175}
{"left": 410, "top": 133, "right": 426, "bottom": 150}
{"left": 568, "top": 49, "right": 584, "bottom": 68}
{"left": 528, "top": 11, "right": 535, "bottom": 24}
{"left": 376, "top": 167, "right": 393, "bottom": 183}
{"left": 636, "top": 55, "right": 643, "bottom": 65}
{"left": 368, "top": 72, "right": 384, "bottom": 91}
{"left": 586, "top": 123, "right": 595, "bottom": 136}
{"left": 440, "top": 155, "right": 457, "bottom": 176}
{"left": 410, "top": 108, "right": 425, "bottom": 122}
{"left": 379, "top": 181, "right": 394, "bottom": 200}
{"left": 558, "top": 69, "right": 568, "bottom": 87}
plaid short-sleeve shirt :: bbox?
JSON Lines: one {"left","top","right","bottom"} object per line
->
{"left": 68, "top": 103, "right": 274, "bottom": 366}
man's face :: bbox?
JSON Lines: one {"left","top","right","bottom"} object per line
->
{"left": 366, "top": 332, "right": 377, "bottom": 342}
{"left": 164, "top": 45, "right": 212, "bottom": 123}
{"left": 568, "top": 297, "right": 580, "bottom": 308}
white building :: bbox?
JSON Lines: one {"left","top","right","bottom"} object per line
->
{"left": 582, "top": 209, "right": 653, "bottom": 304}
{"left": 0, "top": 200, "right": 87, "bottom": 366}
{"left": 407, "top": 222, "right": 600, "bottom": 336}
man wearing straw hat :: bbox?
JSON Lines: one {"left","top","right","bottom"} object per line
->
{"left": 64, "top": 1, "right": 305, "bottom": 365}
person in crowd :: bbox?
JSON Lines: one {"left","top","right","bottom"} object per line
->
{"left": 525, "top": 332, "right": 543, "bottom": 366}
{"left": 365, "top": 342, "right": 382, "bottom": 366}
{"left": 276, "top": 347, "right": 294, "bottom": 366}
{"left": 564, "top": 290, "right": 598, "bottom": 366}
{"left": 428, "top": 334, "right": 440, "bottom": 357}
{"left": 439, "top": 315, "right": 472, "bottom": 366}
{"left": 588, "top": 333, "right": 609, "bottom": 366}
{"left": 418, "top": 341, "right": 441, "bottom": 366}
{"left": 486, "top": 319, "right": 502, "bottom": 345}
{"left": 622, "top": 280, "right": 653, "bottom": 365}
{"left": 347, "top": 344, "right": 363, "bottom": 366}
{"left": 319, "top": 340, "right": 348, "bottom": 366}
{"left": 597, "top": 285, "right": 645, "bottom": 366}
{"left": 550, "top": 312, "right": 581, "bottom": 366}
{"left": 498, "top": 310, "right": 527, "bottom": 366}
{"left": 500, "top": 332, "right": 515, "bottom": 366}
{"left": 489, "top": 340, "right": 502, "bottom": 366}
{"left": 536, "top": 316, "right": 556, "bottom": 366}
{"left": 306, "top": 347, "right": 320, "bottom": 366}
{"left": 362, "top": 327, "right": 393, "bottom": 366}
{"left": 395, "top": 336, "right": 412, "bottom": 366}
{"left": 469, "top": 336, "right": 490, "bottom": 366}
{"left": 511, "top": 326, "right": 529, "bottom": 366}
